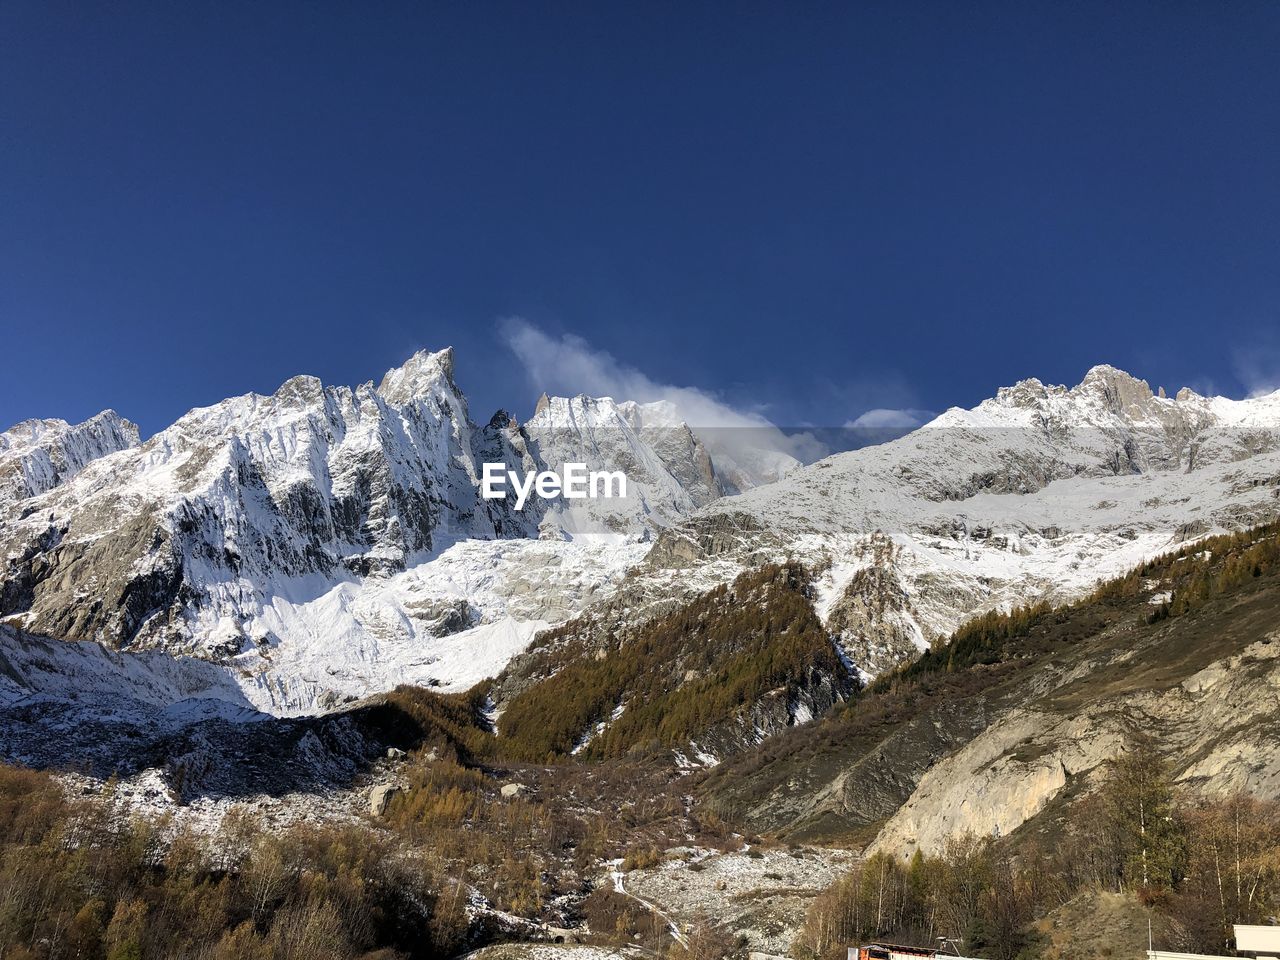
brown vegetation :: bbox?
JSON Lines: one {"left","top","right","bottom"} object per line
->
{"left": 7, "top": 522, "right": 1280, "bottom": 959}
{"left": 797, "top": 742, "right": 1280, "bottom": 960}
{"left": 0, "top": 763, "right": 456, "bottom": 959}
{"left": 706, "top": 519, "right": 1280, "bottom": 841}
{"left": 498, "top": 562, "right": 848, "bottom": 762}
{"left": 0, "top": 737, "right": 741, "bottom": 960}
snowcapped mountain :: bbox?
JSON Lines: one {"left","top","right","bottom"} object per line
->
{"left": 3, "top": 357, "right": 1279, "bottom": 724}
{"left": 520, "top": 394, "right": 723, "bottom": 537}
{"left": 0, "top": 348, "right": 776, "bottom": 714}
{"left": 2, "top": 349, "right": 516, "bottom": 653}
{"left": 648, "top": 365, "right": 1280, "bottom": 674}
{"left": 577, "top": 396, "right": 801, "bottom": 495}
{"left": 0, "top": 410, "right": 138, "bottom": 511}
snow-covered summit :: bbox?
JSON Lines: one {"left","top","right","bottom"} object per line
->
{"left": 647, "top": 364, "right": 1280, "bottom": 675}
{"left": 0, "top": 348, "right": 745, "bottom": 697}
{"left": 937, "top": 363, "right": 1280, "bottom": 434}
{"left": 375, "top": 345, "right": 461, "bottom": 404}
{"left": 0, "top": 409, "right": 139, "bottom": 512}
{"left": 6, "top": 357, "right": 1278, "bottom": 717}
{"left": 926, "top": 363, "right": 1280, "bottom": 476}
{"left": 667, "top": 364, "right": 1280, "bottom": 548}
{"left": 521, "top": 394, "right": 722, "bottom": 536}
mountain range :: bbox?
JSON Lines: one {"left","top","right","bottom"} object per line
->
{"left": 2, "top": 351, "right": 1278, "bottom": 754}
{"left": 6, "top": 349, "right": 1280, "bottom": 960}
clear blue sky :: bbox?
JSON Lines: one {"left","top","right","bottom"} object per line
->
{"left": 3, "top": 1, "right": 1279, "bottom": 436}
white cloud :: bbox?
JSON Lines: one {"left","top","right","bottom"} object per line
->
{"left": 1235, "top": 361, "right": 1278, "bottom": 399}
{"left": 1232, "top": 330, "right": 1280, "bottom": 399}
{"left": 846, "top": 408, "right": 935, "bottom": 430}
{"left": 498, "top": 317, "right": 828, "bottom": 478}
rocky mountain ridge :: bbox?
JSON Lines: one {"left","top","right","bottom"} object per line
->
{"left": 0, "top": 347, "right": 783, "bottom": 714}
{"left": 0, "top": 409, "right": 138, "bottom": 512}
{"left": 647, "top": 364, "right": 1280, "bottom": 675}
{"left": 701, "top": 522, "right": 1280, "bottom": 860}
{"left": 2, "top": 359, "right": 1279, "bottom": 727}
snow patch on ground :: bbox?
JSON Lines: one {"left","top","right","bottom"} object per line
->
{"left": 228, "top": 536, "right": 646, "bottom": 714}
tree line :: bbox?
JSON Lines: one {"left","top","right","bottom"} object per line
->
{"left": 497, "top": 562, "right": 847, "bottom": 762}
{"left": 0, "top": 739, "right": 741, "bottom": 960}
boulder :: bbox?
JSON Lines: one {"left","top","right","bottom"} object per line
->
{"left": 369, "top": 784, "right": 399, "bottom": 817}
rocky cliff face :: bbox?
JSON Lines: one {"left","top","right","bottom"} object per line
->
{"left": 517, "top": 394, "right": 726, "bottom": 538}
{"left": 870, "top": 626, "right": 1280, "bottom": 857}
{"left": 0, "top": 348, "right": 771, "bottom": 713}
{"left": 817, "top": 532, "right": 927, "bottom": 677}
{"left": 6, "top": 356, "right": 1280, "bottom": 865}
{"left": 702, "top": 528, "right": 1280, "bottom": 857}
{"left": 4, "top": 360, "right": 1280, "bottom": 726}
{"left": 0, "top": 348, "right": 522, "bottom": 652}
{"left": 0, "top": 410, "right": 139, "bottom": 513}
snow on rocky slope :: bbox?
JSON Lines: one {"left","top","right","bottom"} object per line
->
{"left": 0, "top": 621, "right": 255, "bottom": 720}
{"left": 4, "top": 358, "right": 1280, "bottom": 728}
{"left": 520, "top": 394, "right": 724, "bottom": 538}
{"left": 0, "top": 410, "right": 138, "bottom": 512}
{"left": 0, "top": 348, "right": 765, "bottom": 717}
{"left": 647, "top": 365, "right": 1280, "bottom": 675}
{"left": 1, "top": 349, "right": 522, "bottom": 653}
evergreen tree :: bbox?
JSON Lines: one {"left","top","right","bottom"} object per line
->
{"left": 1103, "top": 736, "right": 1186, "bottom": 895}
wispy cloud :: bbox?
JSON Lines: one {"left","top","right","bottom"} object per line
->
{"left": 1233, "top": 335, "right": 1280, "bottom": 399}
{"left": 846, "top": 408, "right": 935, "bottom": 430}
{"left": 498, "top": 317, "right": 828, "bottom": 470}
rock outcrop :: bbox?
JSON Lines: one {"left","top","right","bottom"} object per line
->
{"left": 703, "top": 537, "right": 1280, "bottom": 856}
{"left": 0, "top": 410, "right": 138, "bottom": 513}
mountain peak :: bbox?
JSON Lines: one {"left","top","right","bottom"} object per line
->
{"left": 487, "top": 408, "right": 518, "bottom": 430}
{"left": 0, "top": 409, "right": 140, "bottom": 510}
{"left": 989, "top": 365, "right": 1158, "bottom": 419}
{"left": 993, "top": 376, "right": 1051, "bottom": 408}
{"left": 272, "top": 374, "right": 326, "bottom": 405}
{"left": 1076, "top": 363, "right": 1151, "bottom": 393}
{"left": 1073, "top": 364, "right": 1155, "bottom": 416}
{"left": 1, "top": 409, "right": 138, "bottom": 454}
{"left": 528, "top": 393, "right": 627, "bottom": 425}
{"left": 376, "top": 347, "right": 458, "bottom": 404}
{"left": 1, "top": 417, "right": 73, "bottom": 449}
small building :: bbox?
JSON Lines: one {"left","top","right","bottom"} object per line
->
{"left": 1148, "top": 924, "right": 1280, "bottom": 960}
{"left": 850, "top": 946, "right": 936, "bottom": 960}
{"left": 1235, "top": 925, "right": 1280, "bottom": 960}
